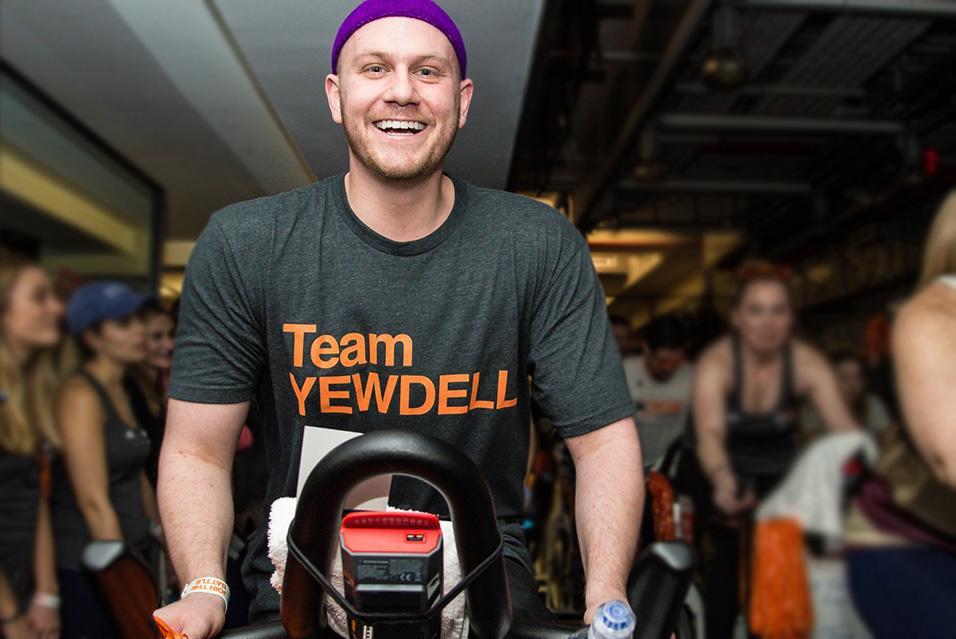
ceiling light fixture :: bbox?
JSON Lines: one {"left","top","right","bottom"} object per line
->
{"left": 702, "top": 4, "right": 748, "bottom": 89}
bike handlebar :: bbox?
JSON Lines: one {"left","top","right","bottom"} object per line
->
{"left": 219, "top": 540, "right": 694, "bottom": 639}
{"left": 281, "top": 430, "right": 511, "bottom": 639}
{"left": 219, "top": 622, "right": 287, "bottom": 639}
{"left": 218, "top": 430, "right": 695, "bottom": 639}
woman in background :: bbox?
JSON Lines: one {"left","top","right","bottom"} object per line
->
{"left": 124, "top": 298, "right": 175, "bottom": 488}
{"left": 846, "top": 193, "right": 956, "bottom": 637}
{"left": 52, "top": 281, "right": 160, "bottom": 639}
{"left": 692, "top": 261, "right": 858, "bottom": 638}
{"left": 0, "top": 250, "right": 63, "bottom": 639}
{"left": 802, "top": 350, "right": 892, "bottom": 440}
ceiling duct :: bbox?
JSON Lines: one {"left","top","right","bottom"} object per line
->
{"left": 742, "top": 0, "right": 956, "bottom": 17}
{"left": 619, "top": 178, "right": 813, "bottom": 195}
{"left": 658, "top": 112, "right": 904, "bottom": 134}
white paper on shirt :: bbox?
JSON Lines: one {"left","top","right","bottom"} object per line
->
{"left": 296, "top": 426, "right": 392, "bottom": 510}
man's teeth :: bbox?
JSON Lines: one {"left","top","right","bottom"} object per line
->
{"left": 375, "top": 120, "right": 426, "bottom": 132}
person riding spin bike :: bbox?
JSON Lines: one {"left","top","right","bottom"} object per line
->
{"left": 152, "top": 2, "right": 644, "bottom": 637}
{"left": 691, "top": 261, "right": 858, "bottom": 639}
{"left": 621, "top": 314, "right": 693, "bottom": 470}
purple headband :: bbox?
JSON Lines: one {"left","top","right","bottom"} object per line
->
{"left": 330, "top": 0, "right": 467, "bottom": 78}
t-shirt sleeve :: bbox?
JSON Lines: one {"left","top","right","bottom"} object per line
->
{"left": 528, "top": 240, "right": 634, "bottom": 438}
{"left": 168, "top": 212, "right": 266, "bottom": 404}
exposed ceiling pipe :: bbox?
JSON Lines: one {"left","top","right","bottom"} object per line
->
{"left": 550, "top": 49, "right": 662, "bottom": 62}
{"left": 619, "top": 178, "right": 814, "bottom": 195}
{"left": 741, "top": 0, "right": 956, "bottom": 17}
{"left": 658, "top": 113, "right": 904, "bottom": 134}
{"left": 573, "top": 0, "right": 715, "bottom": 231}
{"left": 675, "top": 82, "right": 866, "bottom": 98}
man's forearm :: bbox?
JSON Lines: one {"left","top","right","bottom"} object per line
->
{"left": 158, "top": 448, "right": 234, "bottom": 585}
{"left": 572, "top": 421, "right": 644, "bottom": 608}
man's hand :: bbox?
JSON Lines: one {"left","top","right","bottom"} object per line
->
{"left": 153, "top": 594, "right": 225, "bottom": 639}
{"left": 712, "top": 470, "right": 755, "bottom": 515}
{"left": 26, "top": 601, "right": 59, "bottom": 639}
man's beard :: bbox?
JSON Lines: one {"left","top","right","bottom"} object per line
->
{"left": 341, "top": 100, "right": 459, "bottom": 182}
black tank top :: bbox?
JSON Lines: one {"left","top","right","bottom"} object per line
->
{"left": 0, "top": 452, "right": 39, "bottom": 609}
{"left": 51, "top": 371, "right": 152, "bottom": 570}
{"left": 725, "top": 335, "right": 800, "bottom": 491}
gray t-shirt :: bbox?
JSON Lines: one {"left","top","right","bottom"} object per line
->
{"left": 169, "top": 174, "right": 632, "bottom": 617}
{"left": 622, "top": 355, "right": 693, "bottom": 468}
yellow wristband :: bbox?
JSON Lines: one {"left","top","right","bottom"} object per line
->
{"left": 181, "top": 577, "right": 229, "bottom": 611}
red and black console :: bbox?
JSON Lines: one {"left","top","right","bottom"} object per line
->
{"left": 340, "top": 511, "right": 444, "bottom": 639}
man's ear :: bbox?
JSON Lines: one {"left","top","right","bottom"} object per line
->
{"left": 326, "top": 73, "right": 343, "bottom": 124}
{"left": 457, "top": 78, "right": 474, "bottom": 129}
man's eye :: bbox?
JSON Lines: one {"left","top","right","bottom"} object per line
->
{"left": 366, "top": 65, "right": 385, "bottom": 73}
{"left": 417, "top": 68, "right": 437, "bottom": 77}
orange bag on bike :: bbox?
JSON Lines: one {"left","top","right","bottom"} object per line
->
{"left": 749, "top": 518, "right": 812, "bottom": 639}
{"left": 646, "top": 471, "right": 677, "bottom": 542}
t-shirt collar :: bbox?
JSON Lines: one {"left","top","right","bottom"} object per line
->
{"left": 333, "top": 172, "right": 466, "bottom": 256}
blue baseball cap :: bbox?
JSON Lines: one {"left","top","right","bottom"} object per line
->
{"left": 66, "top": 281, "right": 149, "bottom": 335}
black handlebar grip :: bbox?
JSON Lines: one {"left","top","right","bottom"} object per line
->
{"left": 218, "top": 621, "right": 287, "bottom": 639}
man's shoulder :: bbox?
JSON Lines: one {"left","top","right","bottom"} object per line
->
{"left": 208, "top": 177, "right": 334, "bottom": 237}
{"left": 462, "top": 181, "right": 583, "bottom": 245}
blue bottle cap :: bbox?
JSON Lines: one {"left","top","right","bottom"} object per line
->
{"left": 595, "top": 600, "right": 636, "bottom": 635}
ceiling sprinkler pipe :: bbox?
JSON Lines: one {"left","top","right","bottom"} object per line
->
{"left": 741, "top": 0, "right": 956, "bottom": 17}
{"left": 658, "top": 113, "right": 904, "bottom": 135}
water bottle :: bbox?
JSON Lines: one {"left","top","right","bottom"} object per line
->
{"left": 586, "top": 600, "right": 637, "bottom": 639}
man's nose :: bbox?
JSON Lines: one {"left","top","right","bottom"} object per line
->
{"left": 383, "top": 67, "right": 418, "bottom": 105}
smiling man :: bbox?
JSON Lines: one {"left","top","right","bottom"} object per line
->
{"left": 152, "top": 1, "right": 643, "bottom": 636}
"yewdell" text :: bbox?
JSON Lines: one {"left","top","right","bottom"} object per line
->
{"left": 282, "top": 325, "right": 518, "bottom": 417}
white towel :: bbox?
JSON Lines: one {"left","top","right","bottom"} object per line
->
{"left": 268, "top": 498, "right": 469, "bottom": 638}
{"left": 757, "top": 431, "right": 877, "bottom": 538}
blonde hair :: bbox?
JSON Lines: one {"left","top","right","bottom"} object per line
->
{"left": 0, "top": 250, "right": 61, "bottom": 454}
{"left": 919, "top": 191, "right": 956, "bottom": 289}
